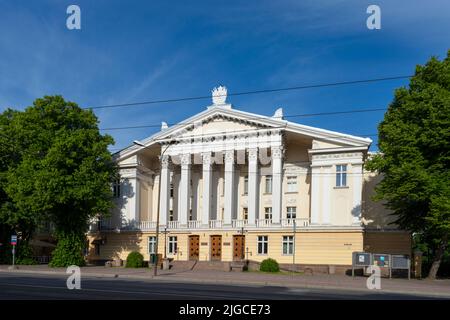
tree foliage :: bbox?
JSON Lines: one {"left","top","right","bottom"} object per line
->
{"left": 0, "top": 96, "right": 117, "bottom": 266}
{"left": 366, "top": 51, "right": 450, "bottom": 278}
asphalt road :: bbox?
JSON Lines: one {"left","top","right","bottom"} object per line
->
{"left": 0, "top": 272, "right": 443, "bottom": 300}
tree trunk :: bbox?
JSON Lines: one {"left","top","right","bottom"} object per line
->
{"left": 427, "top": 236, "right": 448, "bottom": 280}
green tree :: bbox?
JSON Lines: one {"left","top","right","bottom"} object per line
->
{"left": 366, "top": 51, "right": 450, "bottom": 279}
{"left": 0, "top": 96, "right": 117, "bottom": 267}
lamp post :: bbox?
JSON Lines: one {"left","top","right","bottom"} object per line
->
{"left": 134, "top": 140, "right": 171, "bottom": 276}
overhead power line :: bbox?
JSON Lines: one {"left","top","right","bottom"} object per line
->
{"left": 99, "top": 107, "right": 387, "bottom": 131}
{"left": 87, "top": 75, "right": 411, "bottom": 110}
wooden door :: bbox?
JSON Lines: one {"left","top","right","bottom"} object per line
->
{"left": 210, "top": 235, "right": 222, "bottom": 261}
{"left": 189, "top": 235, "right": 200, "bottom": 260}
{"left": 233, "top": 235, "right": 245, "bottom": 261}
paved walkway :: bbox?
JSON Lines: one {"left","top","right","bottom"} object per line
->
{"left": 1, "top": 264, "right": 449, "bottom": 298}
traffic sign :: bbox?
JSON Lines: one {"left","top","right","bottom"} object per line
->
{"left": 11, "top": 235, "right": 17, "bottom": 246}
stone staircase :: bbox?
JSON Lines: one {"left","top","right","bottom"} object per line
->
{"left": 170, "top": 260, "right": 197, "bottom": 271}
{"left": 193, "top": 261, "right": 231, "bottom": 272}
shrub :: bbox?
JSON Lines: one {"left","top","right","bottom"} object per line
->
{"left": 49, "top": 233, "right": 86, "bottom": 267}
{"left": 126, "top": 251, "right": 144, "bottom": 268}
{"left": 260, "top": 258, "right": 280, "bottom": 272}
{"left": 16, "top": 242, "right": 37, "bottom": 265}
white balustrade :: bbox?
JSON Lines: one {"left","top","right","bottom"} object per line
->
{"left": 209, "top": 220, "right": 223, "bottom": 229}
{"left": 167, "top": 221, "right": 180, "bottom": 229}
{"left": 187, "top": 220, "right": 202, "bottom": 229}
{"left": 256, "top": 219, "right": 272, "bottom": 227}
{"left": 281, "top": 218, "right": 310, "bottom": 227}
{"left": 232, "top": 219, "right": 248, "bottom": 228}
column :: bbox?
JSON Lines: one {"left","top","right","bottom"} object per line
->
{"left": 202, "top": 152, "right": 212, "bottom": 227}
{"left": 271, "top": 146, "right": 283, "bottom": 224}
{"left": 179, "top": 153, "right": 191, "bottom": 226}
{"left": 247, "top": 148, "right": 259, "bottom": 225}
{"left": 322, "top": 166, "right": 332, "bottom": 224}
{"left": 224, "top": 150, "right": 235, "bottom": 225}
{"left": 159, "top": 155, "right": 170, "bottom": 226}
{"left": 310, "top": 166, "right": 320, "bottom": 224}
{"left": 352, "top": 164, "right": 363, "bottom": 224}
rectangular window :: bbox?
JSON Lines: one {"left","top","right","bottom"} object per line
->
{"left": 243, "top": 207, "right": 248, "bottom": 220}
{"left": 286, "top": 176, "right": 298, "bottom": 193}
{"left": 148, "top": 236, "right": 156, "bottom": 254}
{"left": 170, "top": 182, "right": 174, "bottom": 198}
{"left": 169, "top": 210, "right": 174, "bottom": 221}
{"left": 257, "top": 236, "right": 268, "bottom": 255}
{"left": 336, "top": 165, "right": 348, "bottom": 187}
{"left": 282, "top": 236, "right": 294, "bottom": 255}
{"left": 112, "top": 179, "right": 121, "bottom": 198}
{"left": 265, "top": 175, "right": 272, "bottom": 194}
{"left": 243, "top": 176, "right": 248, "bottom": 195}
{"left": 286, "top": 206, "right": 297, "bottom": 219}
{"left": 168, "top": 236, "right": 177, "bottom": 254}
{"left": 264, "top": 207, "right": 272, "bottom": 220}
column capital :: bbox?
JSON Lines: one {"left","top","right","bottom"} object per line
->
{"left": 271, "top": 146, "right": 284, "bottom": 159}
{"left": 160, "top": 154, "right": 170, "bottom": 169}
{"left": 225, "top": 150, "right": 234, "bottom": 164}
{"left": 248, "top": 148, "right": 258, "bottom": 162}
{"left": 180, "top": 153, "right": 191, "bottom": 166}
{"left": 201, "top": 152, "right": 212, "bottom": 165}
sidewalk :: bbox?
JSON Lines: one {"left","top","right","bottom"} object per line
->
{"left": 1, "top": 264, "right": 449, "bottom": 298}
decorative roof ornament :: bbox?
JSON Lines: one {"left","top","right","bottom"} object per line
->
{"left": 272, "top": 107, "right": 284, "bottom": 120}
{"left": 212, "top": 85, "right": 227, "bottom": 105}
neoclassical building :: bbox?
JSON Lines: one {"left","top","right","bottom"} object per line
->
{"left": 88, "top": 86, "right": 411, "bottom": 270}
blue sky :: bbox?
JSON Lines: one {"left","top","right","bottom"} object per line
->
{"left": 1, "top": 1, "right": 449, "bottom": 151}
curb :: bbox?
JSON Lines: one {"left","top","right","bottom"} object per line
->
{"left": 1, "top": 268, "right": 449, "bottom": 299}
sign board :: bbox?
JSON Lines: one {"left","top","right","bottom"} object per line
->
{"left": 392, "top": 255, "right": 410, "bottom": 269}
{"left": 373, "top": 253, "right": 391, "bottom": 267}
{"left": 352, "top": 252, "right": 371, "bottom": 266}
{"left": 11, "top": 235, "right": 17, "bottom": 246}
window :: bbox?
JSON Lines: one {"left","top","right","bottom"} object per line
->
{"left": 112, "top": 179, "right": 121, "bottom": 198}
{"left": 170, "top": 182, "right": 174, "bottom": 198}
{"left": 243, "top": 176, "right": 248, "bottom": 195}
{"left": 189, "top": 209, "right": 193, "bottom": 221}
{"left": 286, "top": 176, "right": 297, "bottom": 193}
{"left": 243, "top": 207, "right": 248, "bottom": 220}
{"left": 257, "top": 236, "right": 268, "bottom": 255}
{"left": 168, "top": 236, "right": 177, "bottom": 254}
{"left": 286, "top": 206, "right": 297, "bottom": 219}
{"left": 169, "top": 210, "right": 174, "bottom": 221}
{"left": 282, "top": 236, "right": 294, "bottom": 255}
{"left": 148, "top": 236, "right": 156, "bottom": 254}
{"left": 264, "top": 207, "right": 272, "bottom": 220}
{"left": 336, "top": 165, "right": 348, "bottom": 187}
{"left": 265, "top": 175, "right": 272, "bottom": 194}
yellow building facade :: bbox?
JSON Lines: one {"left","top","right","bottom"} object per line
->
{"left": 87, "top": 86, "right": 411, "bottom": 269}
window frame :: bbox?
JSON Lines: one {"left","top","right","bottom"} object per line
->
{"left": 286, "top": 176, "right": 298, "bottom": 193}
{"left": 168, "top": 236, "right": 177, "bottom": 254}
{"left": 336, "top": 164, "right": 348, "bottom": 187}
{"left": 264, "top": 207, "right": 272, "bottom": 220}
{"left": 243, "top": 175, "right": 249, "bottom": 195}
{"left": 286, "top": 206, "right": 297, "bottom": 219}
{"left": 148, "top": 236, "right": 157, "bottom": 255}
{"left": 265, "top": 175, "right": 273, "bottom": 194}
{"left": 282, "top": 235, "right": 294, "bottom": 255}
{"left": 257, "top": 235, "right": 268, "bottom": 255}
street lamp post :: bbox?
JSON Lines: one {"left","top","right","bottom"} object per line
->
{"left": 134, "top": 140, "right": 171, "bottom": 276}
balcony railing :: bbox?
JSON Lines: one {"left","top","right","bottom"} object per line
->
{"left": 188, "top": 220, "right": 202, "bottom": 229}
{"left": 232, "top": 219, "right": 248, "bottom": 228}
{"left": 209, "top": 220, "right": 223, "bottom": 229}
{"left": 256, "top": 219, "right": 273, "bottom": 227}
{"left": 281, "top": 218, "right": 310, "bottom": 227}
{"left": 93, "top": 217, "right": 311, "bottom": 232}
{"left": 167, "top": 221, "right": 180, "bottom": 229}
